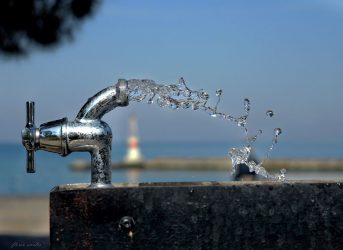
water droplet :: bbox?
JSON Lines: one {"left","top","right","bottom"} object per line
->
{"left": 248, "top": 136, "right": 257, "bottom": 143}
{"left": 170, "top": 102, "right": 178, "bottom": 110}
{"left": 237, "top": 116, "right": 247, "bottom": 127}
{"left": 216, "top": 89, "right": 222, "bottom": 96}
{"left": 276, "top": 168, "right": 287, "bottom": 182}
{"left": 225, "top": 115, "right": 235, "bottom": 122}
{"left": 180, "top": 102, "right": 191, "bottom": 109}
{"left": 202, "top": 92, "right": 209, "bottom": 100}
{"left": 178, "top": 77, "right": 187, "bottom": 88}
{"left": 274, "top": 128, "right": 282, "bottom": 136}
{"left": 248, "top": 130, "right": 263, "bottom": 143}
{"left": 244, "top": 98, "right": 250, "bottom": 113}
{"left": 147, "top": 94, "right": 155, "bottom": 104}
{"left": 266, "top": 110, "right": 274, "bottom": 117}
{"left": 183, "top": 89, "right": 191, "bottom": 97}
{"left": 195, "top": 89, "right": 203, "bottom": 98}
{"left": 156, "top": 97, "right": 167, "bottom": 108}
{"left": 214, "top": 90, "right": 222, "bottom": 112}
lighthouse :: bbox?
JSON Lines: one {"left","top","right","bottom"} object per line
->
{"left": 124, "top": 114, "right": 143, "bottom": 163}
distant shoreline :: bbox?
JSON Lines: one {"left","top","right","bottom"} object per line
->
{"left": 1, "top": 142, "right": 343, "bottom": 160}
{"left": 71, "top": 158, "right": 343, "bottom": 171}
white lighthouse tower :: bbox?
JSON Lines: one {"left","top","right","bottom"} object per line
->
{"left": 124, "top": 114, "right": 143, "bottom": 163}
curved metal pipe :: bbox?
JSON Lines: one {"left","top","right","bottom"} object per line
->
{"left": 76, "top": 79, "right": 129, "bottom": 122}
{"left": 67, "top": 120, "right": 113, "bottom": 187}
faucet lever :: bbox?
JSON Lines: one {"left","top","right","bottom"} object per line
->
{"left": 22, "top": 101, "right": 37, "bottom": 173}
{"left": 27, "top": 150, "right": 35, "bottom": 173}
{"left": 27, "top": 101, "right": 35, "bottom": 126}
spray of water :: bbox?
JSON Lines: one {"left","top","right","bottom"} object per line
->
{"left": 229, "top": 126, "right": 286, "bottom": 181}
{"left": 229, "top": 102, "right": 285, "bottom": 181}
{"left": 126, "top": 77, "right": 285, "bottom": 181}
{"left": 127, "top": 78, "right": 248, "bottom": 125}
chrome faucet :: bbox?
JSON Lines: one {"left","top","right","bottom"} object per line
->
{"left": 21, "top": 79, "right": 129, "bottom": 188}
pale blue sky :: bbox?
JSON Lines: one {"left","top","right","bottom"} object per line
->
{"left": 0, "top": 0, "right": 342, "bottom": 148}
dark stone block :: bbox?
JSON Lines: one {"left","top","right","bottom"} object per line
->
{"left": 50, "top": 181, "right": 343, "bottom": 250}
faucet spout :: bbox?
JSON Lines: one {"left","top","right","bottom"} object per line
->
{"left": 76, "top": 79, "right": 129, "bottom": 122}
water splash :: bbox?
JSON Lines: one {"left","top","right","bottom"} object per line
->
{"left": 126, "top": 78, "right": 284, "bottom": 181}
{"left": 229, "top": 147, "right": 276, "bottom": 180}
{"left": 127, "top": 78, "right": 246, "bottom": 126}
{"left": 230, "top": 125, "right": 285, "bottom": 181}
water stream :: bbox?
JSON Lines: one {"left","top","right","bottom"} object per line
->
{"left": 126, "top": 78, "right": 285, "bottom": 181}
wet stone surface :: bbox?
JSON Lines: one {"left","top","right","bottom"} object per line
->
{"left": 50, "top": 181, "right": 343, "bottom": 250}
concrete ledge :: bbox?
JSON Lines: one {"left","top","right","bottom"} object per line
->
{"left": 50, "top": 181, "right": 343, "bottom": 249}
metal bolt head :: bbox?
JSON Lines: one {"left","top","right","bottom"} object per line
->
{"left": 119, "top": 216, "right": 136, "bottom": 236}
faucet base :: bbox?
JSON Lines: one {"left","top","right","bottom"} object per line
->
{"left": 87, "top": 183, "right": 113, "bottom": 189}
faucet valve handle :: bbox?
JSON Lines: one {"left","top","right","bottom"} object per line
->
{"left": 27, "top": 150, "right": 35, "bottom": 173}
{"left": 27, "top": 101, "right": 35, "bottom": 126}
{"left": 22, "top": 101, "right": 39, "bottom": 173}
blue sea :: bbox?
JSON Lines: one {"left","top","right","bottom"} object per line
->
{"left": 1, "top": 141, "right": 342, "bottom": 194}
